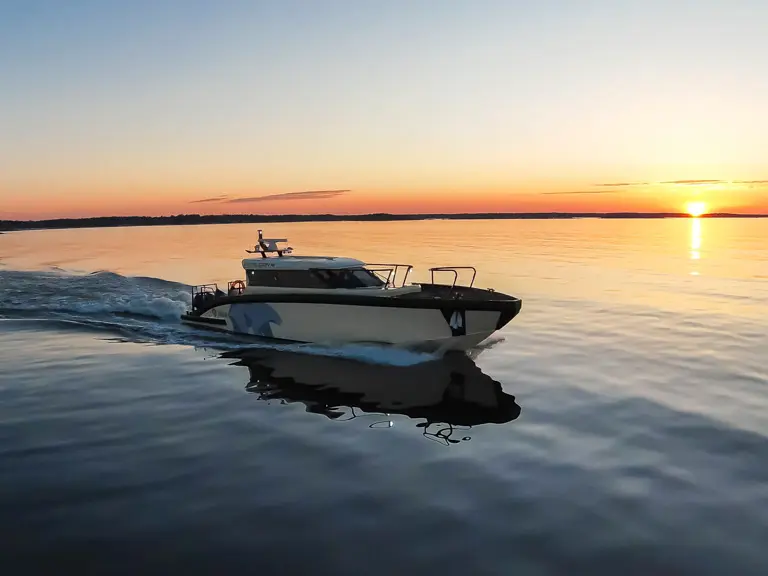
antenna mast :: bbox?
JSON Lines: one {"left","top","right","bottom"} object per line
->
{"left": 246, "top": 229, "right": 293, "bottom": 258}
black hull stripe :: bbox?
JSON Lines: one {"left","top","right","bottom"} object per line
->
{"left": 496, "top": 301, "right": 523, "bottom": 329}
{"left": 188, "top": 293, "right": 522, "bottom": 316}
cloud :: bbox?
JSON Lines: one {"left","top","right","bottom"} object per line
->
{"left": 570, "top": 178, "right": 767, "bottom": 192}
{"left": 226, "top": 190, "right": 350, "bottom": 203}
{"left": 540, "top": 190, "right": 623, "bottom": 195}
{"left": 190, "top": 195, "right": 229, "bottom": 204}
{"left": 660, "top": 179, "right": 722, "bottom": 185}
{"left": 189, "top": 190, "right": 351, "bottom": 205}
{"left": 593, "top": 182, "right": 648, "bottom": 187}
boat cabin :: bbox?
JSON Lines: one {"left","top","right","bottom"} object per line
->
{"left": 190, "top": 230, "right": 477, "bottom": 311}
{"left": 230, "top": 230, "right": 413, "bottom": 295}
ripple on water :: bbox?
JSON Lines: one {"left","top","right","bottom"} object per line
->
{"left": 2, "top": 220, "right": 768, "bottom": 574}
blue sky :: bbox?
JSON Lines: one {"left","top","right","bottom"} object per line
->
{"left": 1, "top": 0, "right": 766, "bottom": 217}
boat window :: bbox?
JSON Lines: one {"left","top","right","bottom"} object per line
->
{"left": 313, "top": 268, "right": 384, "bottom": 288}
{"left": 350, "top": 269, "right": 385, "bottom": 287}
{"left": 276, "top": 271, "right": 328, "bottom": 289}
{"left": 246, "top": 269, "right": 327, "bottom": 289}
{"left": 246, "top": 268, "right": 384, "bottom": 289}
{"left": 246, "top": 269, "right": 279, "bottom": 287}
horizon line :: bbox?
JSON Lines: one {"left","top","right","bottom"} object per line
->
{"left": 2, "top": 211, "right": 767, "bottom": 232}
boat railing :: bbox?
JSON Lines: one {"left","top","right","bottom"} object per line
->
{"left": 429, "top": 267, "right": 477, "bottom": 290}
{"left": 364, "top": 263, "right": 413, "bottom": 288}
{"left": 191, "top": 284, "right": 223, "bottom": 311}
{"left": 227, "top": 280, "right": 247, "bottom": 296}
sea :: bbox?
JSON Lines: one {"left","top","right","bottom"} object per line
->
{"left": 1, "top": 218, "right": 766, "bottom": 575}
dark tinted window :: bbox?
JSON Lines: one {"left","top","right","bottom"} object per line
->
{"left": 246, "top": 269, "right": 327, "bottom": 288}
{"left": 275, "top": 271, "right": 328, "bottom": 288}
{"left": 247, "top": 270, "right": 275, "bottom": 286}
{"left": 313, "top": 268, "right": 384, "bottom": 288}
{"left": 350, "top": 269, "right": 385, "bottom": 287}
{"left": 246, "top": 268, "right": 384, "bottom": 289}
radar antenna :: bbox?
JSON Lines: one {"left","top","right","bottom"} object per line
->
{"left": 246, "top": 229, "right": 293, "bottom": 258}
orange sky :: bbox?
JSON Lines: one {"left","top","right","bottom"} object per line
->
{"left": 2, "top": 2, "right": 767, "bottom": 220}
{"left": 3, "top": 180, "right": 767, "bottom": 220}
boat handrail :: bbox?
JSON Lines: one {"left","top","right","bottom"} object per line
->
{"left": 429, "top": 266, "right": 477, "bottom": 289}
{"left": 192, "top": 283, "right": 219, "bottom": 294}
{"left": 364, "top": 263, "right": 413, "bottom": 288}
{"left": 190, "top": 283, "right": 223, "bottom": 312}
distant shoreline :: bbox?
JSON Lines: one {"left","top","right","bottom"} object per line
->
{"left": 1, "top": 212, "right": 765, "bottom": 232}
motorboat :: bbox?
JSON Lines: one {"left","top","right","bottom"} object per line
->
{"left": 181, "top": 230, "right": 522, "bottom": 353}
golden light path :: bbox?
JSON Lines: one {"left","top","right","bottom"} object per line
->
{"left": 691, "top": 218, "right": 702, "bottom": 261}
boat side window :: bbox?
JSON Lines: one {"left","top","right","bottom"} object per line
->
{"left": 246, "top": 268, "right": 327, "bottom": 289}
{"left": 313, "top": 268, "right": 384, "bottom": 288}
{"left": 246, "top": 267, "right": 384, "bottom": 289}
{"left": 349, "top": 269, "right": 385, "bottom": 287}
{"left": 275, "top": 270, "right": 328, "bottom": 289}
{"left": 247, "top": 269, "right": 279, "bottom": 287}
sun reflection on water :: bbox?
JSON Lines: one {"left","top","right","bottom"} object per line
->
{"left": 691, "top": 218, "right": 702, "bottom": 259}
{"left": 690, "top": 218, "right": 703, "bottom": 275}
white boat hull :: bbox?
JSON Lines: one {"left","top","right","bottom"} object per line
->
{"left": 181, "top": 291, "right": 521, "bottom": 354}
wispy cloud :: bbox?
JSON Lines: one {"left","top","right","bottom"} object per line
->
{"left": 593, "top": 182, "right": 648, "bottom": 187}
{"left": 565, "top": 179, "right": 766, "bottom": 193}
{"left": 190, "top": 190, "right": 351, "bottom": 205}
{"left": 226, "top": 190, "right": 351, "bottom": 204}
{"left": 190, "top": 195, "right": 230, "bottom": 204}
{"left": 660, "top": 179, "right": 722, "bottom": 185}
{"left": 541, "top": 190, "right": 622, "bottom": 195}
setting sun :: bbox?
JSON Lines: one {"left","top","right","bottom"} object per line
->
{"left": 685, "top": 201, "right": 708, "bottom": 217}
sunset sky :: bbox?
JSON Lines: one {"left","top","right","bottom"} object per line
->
{"left": 1, "top": 0, "right": 767, "bottom": 219}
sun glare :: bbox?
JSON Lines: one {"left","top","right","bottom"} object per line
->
{"left": 685, "top": 201, "right": 708, "bottom": 217}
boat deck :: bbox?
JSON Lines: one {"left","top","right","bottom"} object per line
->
{"left": 401, "top": 283, "right": 517, "bottom": 302}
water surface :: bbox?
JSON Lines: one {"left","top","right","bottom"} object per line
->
{"left": 1, "top": 219, "right": 767, "bottom": 575}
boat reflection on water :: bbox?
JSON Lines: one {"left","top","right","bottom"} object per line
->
{"left": 221, "top": 348, "right": 521, "bottom": 445}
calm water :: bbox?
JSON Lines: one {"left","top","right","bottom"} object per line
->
{"left": 1, "top": 219, "right": 767, "bottom": 575}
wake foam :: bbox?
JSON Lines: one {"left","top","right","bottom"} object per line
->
{"left": 0, "top": 269, "right": 438, "bottom": 366}
{"left": 0, "top": 269, "right": 190, "bottom": 320}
